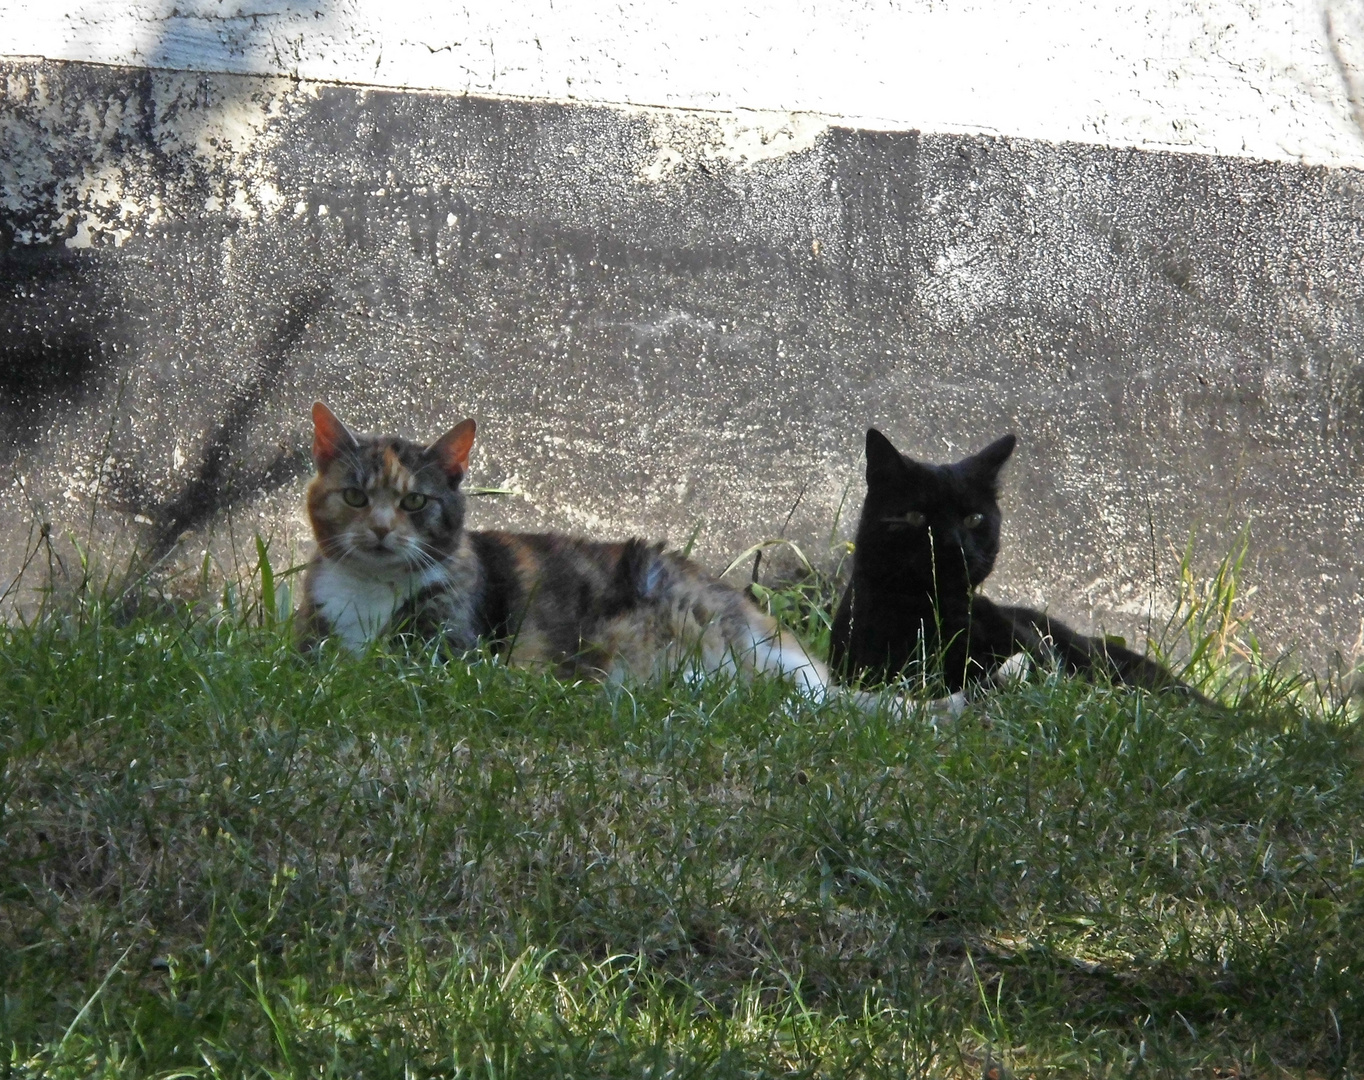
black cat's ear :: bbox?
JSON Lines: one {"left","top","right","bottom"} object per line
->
{"left": 312, "top": 401, "right": 358, "bottom": 470}
{"left": 963, "top": 433, "right": 1017, "bottom": 490}
{"left": 865, "top": 428, "right": 911, "bottom": 486}
{"left": 427, "top": 418, "right": 477, "bottom": 479}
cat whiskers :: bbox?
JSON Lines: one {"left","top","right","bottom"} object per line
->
{"left": 318, "top": 535, "right": 357, "bottom": 563}
{"left": 403, "top": 540, "right": 449, "bottom": 577}
{"left": 402, "top": 549, "right": 440, "bottom": 575}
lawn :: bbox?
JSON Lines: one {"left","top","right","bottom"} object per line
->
{"left": 1, "top": 554, "right": 1361, "bottom": 1077}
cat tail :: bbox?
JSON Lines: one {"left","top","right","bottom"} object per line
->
{"left": 1096, "top": 637, "right": 1216, "bottom": 706}
{"left": 627, "top": 544, "right": 953, "bottom": 717}
{"left": 738, "top": 601, "right": 962, "bottom": 718}
{"left": 1013, "top": 607, "right": 1212, "bottom": 705}
{"left": 734, "top": 604, "right": 834, "bottom": 700}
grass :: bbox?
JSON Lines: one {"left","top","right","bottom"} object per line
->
{"left": 1, "top": 540, "right": 1362, "bottom": 1078}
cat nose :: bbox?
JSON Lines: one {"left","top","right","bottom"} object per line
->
{"left": 928, "top": 525, "right": 966, "bottom": 550}
{"left": 371, "top": 524, "right": 391, "bottom": 540}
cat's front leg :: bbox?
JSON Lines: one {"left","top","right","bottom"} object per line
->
{"left": 292, "top": 594, "right": 330, "bottom": 653}
{"left": 836, "top": 686, "right": 967, "bottom": 720}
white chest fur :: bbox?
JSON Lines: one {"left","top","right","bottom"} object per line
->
{"left": 309, "top": 559, "right": 435, "bottom": 653}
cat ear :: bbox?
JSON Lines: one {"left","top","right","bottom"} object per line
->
{"left": 311, "top": 401, "right": 358, "bottom": 469}
{"left": 964, "top": 433, "right": 1017, "bottom": 489}
{"left": 865, "top": 428, "right": 911, "bottom": 486}
{"left": 427, "top": 418, "right": 477, "bottom": 478}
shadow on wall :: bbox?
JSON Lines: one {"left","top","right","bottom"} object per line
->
{"left": 0, "top": 2, "right": 349, "bottom": 590}
{"left": 0, "top": 252, "right": 114, "bottom": 449}
{"left": 1314, "top": 0, "right": 1364, "bottom": 444}
{"left": 67, "top": 0, "right": 361, "bottom": 83}
{"left": 1325, "top": 0, "right": 1364, "bottom": 138}
{"left": 108, "top": 289, "right": 328, "bottom": 564}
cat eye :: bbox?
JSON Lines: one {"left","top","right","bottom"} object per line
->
{"left": 882, "top": 511, "right": 926, "bottom": 529}
{"left": 963, "top": 513, "right": 986, "bottom": 529}
{"left": 342, "top": 487, "right": 368, "bottom": 507}
{"left": 399, "top": 492, "right": 429, "bottom": 512}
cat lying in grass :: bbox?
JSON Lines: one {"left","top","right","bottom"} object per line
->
{"left": 297, "top": 403, "right": 934, "bottom": 713}
{"left": 829, "top": 428, "right": 1204, "bottom": 700}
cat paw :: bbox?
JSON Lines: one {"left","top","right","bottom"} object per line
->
{"left": 992, "top": 651, "right": 1032, "bottom": 688}
{"left": 926, "top": 691, "right": 969, "bottom": 718}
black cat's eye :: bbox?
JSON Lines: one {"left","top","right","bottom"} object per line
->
{"left": 963, "top": 513, "right": 986, "bottom": 529}
{"left": 399, "top": 492, "right": 429, "bottom": 512}
{"left": 342, "top": 487, "right": 368, "bottom": 508}
{"left": 882, "top": 510, "right": 927, "bottom": 529}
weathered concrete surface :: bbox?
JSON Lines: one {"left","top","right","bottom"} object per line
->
{"left": 3, "top": 59, "right": 1364, "bottom": 662}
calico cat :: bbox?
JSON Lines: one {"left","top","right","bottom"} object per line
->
{"left": 297, "top": 402, "right": 918, "bottom": 711}
{"left": 829, "top": 428, "right": 1200, "bottom": 699}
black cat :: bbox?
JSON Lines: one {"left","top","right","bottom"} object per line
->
{"left": 829, "top": 428, "right": 1201, "bottom": 699}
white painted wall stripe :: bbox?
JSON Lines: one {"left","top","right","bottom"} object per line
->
{"left": 3, "top": 0, "right": 1364, "bottom": 169}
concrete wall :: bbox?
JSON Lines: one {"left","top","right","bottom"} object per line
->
{"left": 2, "top": 3, "right": 1364, "bottom": 664}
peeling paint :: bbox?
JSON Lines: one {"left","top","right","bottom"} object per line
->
{"left": 0, "top": 67, "right": 313, "bottom": 247}
{"left": 635, "top": 108, "right": 828, "bottom": 183}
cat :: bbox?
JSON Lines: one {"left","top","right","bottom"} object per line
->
{"left": 829, "top": 428, "right": 1202, "bottom": 700}
{"left": 296, "top": 402, "right": 933, "bottom": 713}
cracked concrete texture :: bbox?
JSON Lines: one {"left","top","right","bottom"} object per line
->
{"left": 2, "top": 59, "right": 1364, "bottom": 666}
